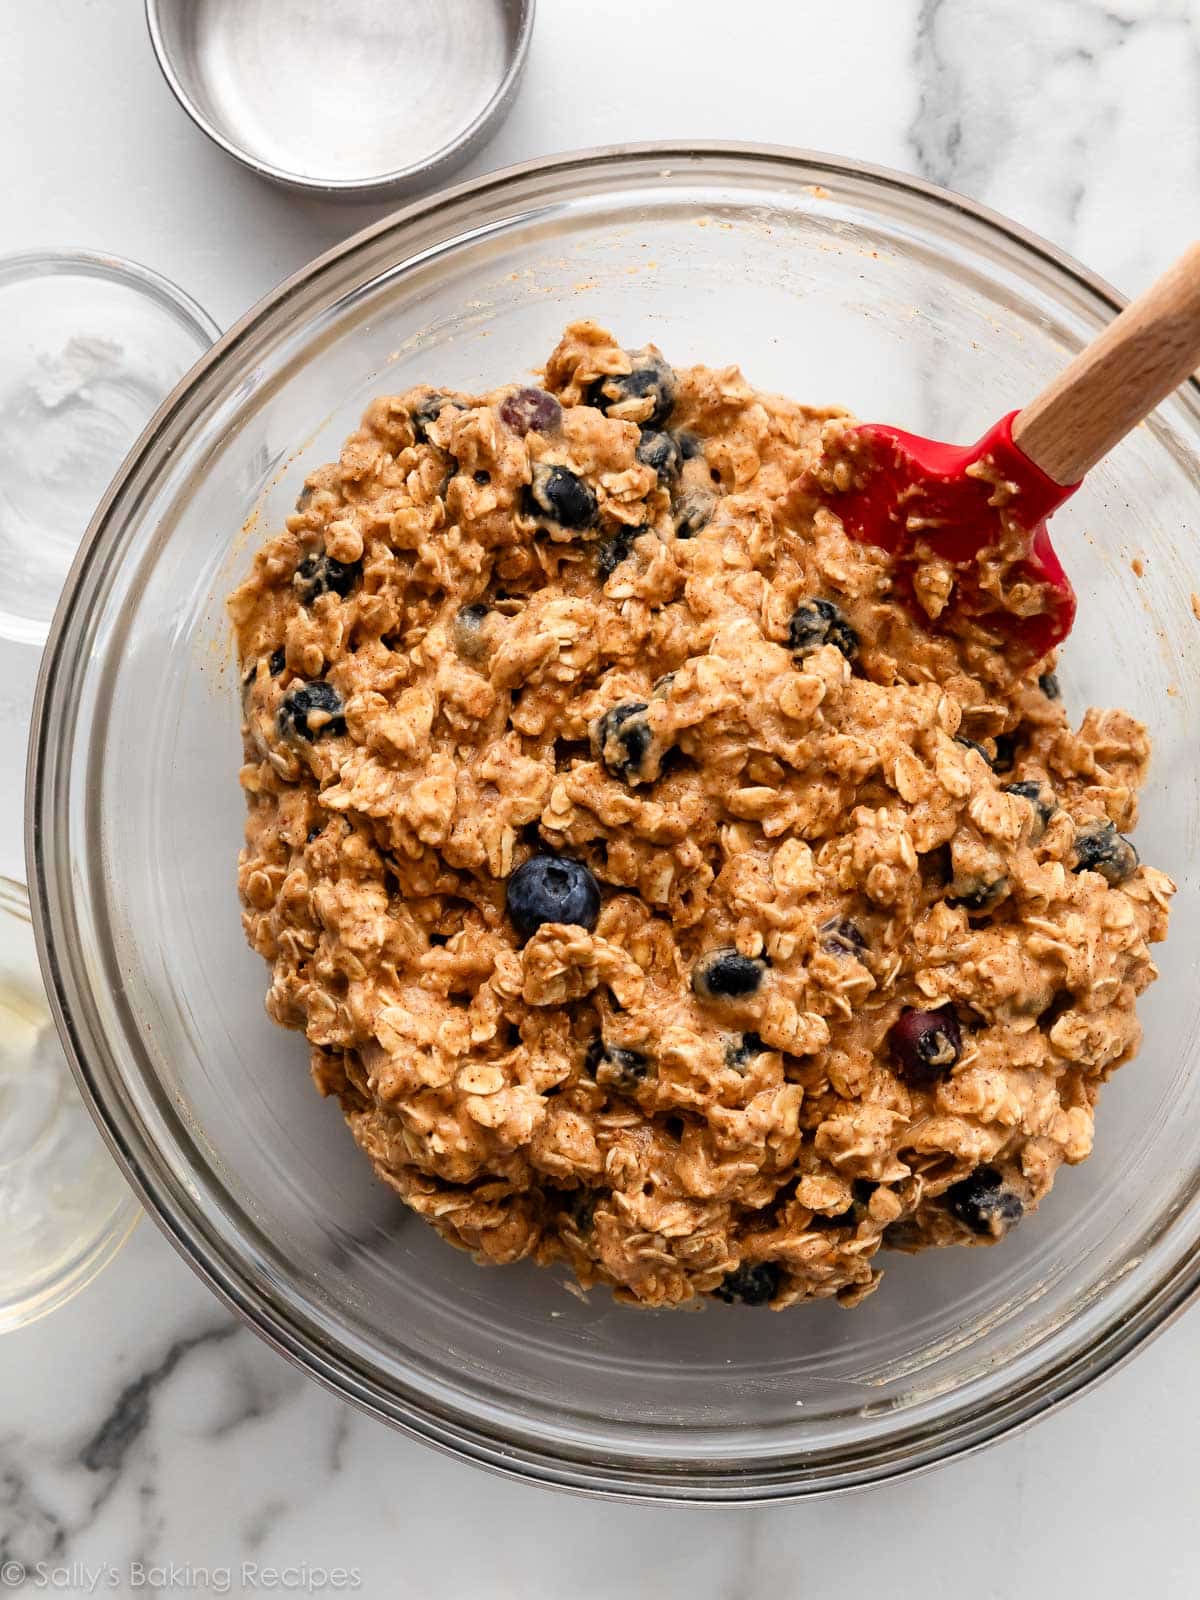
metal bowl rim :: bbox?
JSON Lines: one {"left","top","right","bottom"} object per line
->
{"left": 144, "top": 0, "right": 537, "bottom": 196}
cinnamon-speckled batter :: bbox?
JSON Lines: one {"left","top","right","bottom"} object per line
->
{"left": 228, "top": 322, "right": 1173, "bottom": 1310}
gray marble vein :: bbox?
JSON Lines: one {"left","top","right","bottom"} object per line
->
{"left": 0, "top": 1455, "right": 69, "bottom": 1569}
{"left": 909, "top": 0, "right": 1200, "bottom": 288}
{"left": 1, "top": 1320, "right": 239, "bottom": 1572}
{"left": 80, "top": 1325, "right": 240, "bottom": 1474}
{"left": 326, "top": 1406, "right": 352, "bottom": 1477}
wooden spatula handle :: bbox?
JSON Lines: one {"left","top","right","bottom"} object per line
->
{"left": 1013, "top": 242, "right": 1200, "bottom": 485}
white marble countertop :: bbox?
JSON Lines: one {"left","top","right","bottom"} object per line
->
{"left": 3, "top": 1, "right": 1199, "bottom": 1594}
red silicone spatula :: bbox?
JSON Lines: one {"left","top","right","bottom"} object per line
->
{"left": 821, "top": 242, "right": 1200, "bottom": 661}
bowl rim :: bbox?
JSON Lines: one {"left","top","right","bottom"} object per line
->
{"left": 144, "top": 0, "right": 538, "bottom": 199}
{"left": 27, "top": 140, "right": 1200, "bottom": 1502}
{"left": 0, "top": 246, "right": 221, "bottom": 348}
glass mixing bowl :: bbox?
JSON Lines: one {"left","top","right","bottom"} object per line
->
{"left": 28, "top": 145, "right": 1200, "bottom": 1501}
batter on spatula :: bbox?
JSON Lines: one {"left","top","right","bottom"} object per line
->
{"left": 229, "top": 321, "right": 1173, "bottom": 1310}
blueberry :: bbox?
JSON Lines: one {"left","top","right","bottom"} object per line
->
{"left": 672, "top": 489, "right": 714, "bottom": 539}
{"left": 948, "top": 874, "right": 1010, "bottom": 912}
{"left": 294, "top": 554, "right": 323, "bottom": 598}
{"left": 788, "top": 598, "right": 858, "bottom": 661}
{"left": 268, "top": 647, "right": 287, "bottom": 677}
{"left": 954, "top": 734, "right": 993, "bottom": 766}
{"left": 563, "top": 1189, "right": 596, "bottom": 1234}
{"left": 1072, "top": 819, "right": 1139, "bottom": 885}
{"left": 294, "top": 552, "right": 361, "bottom": 603}
{"left": 278, "top": 681, "right": 346, "bottom": 741}
{"left": 1038, "top": 670, "right": 1061, "bottom": 700}
{"left": 946, "top": 1165, "right": 1023, "bottom": 1237}
{"left": 726, "top": 1032, "right": 766, "bottom": 1067}
{"left": 676, "top": 431, "right": 705, "bottom": 461}
{"left": 818, "top": 916, "right": 866, "bottom": 958}
{"left": 693, "top": 949, "right": 768, "bottom": 1002}
{"left": 713, "top": 1261, "right": 780, "bottom": 1306}
{"left": 409, "top": 391, "right": 463, "bottom": 445}
{"left": 524, "top": 462, "right": 597, "bottom": 530}
{"left": 597, "top": 526, "right": 641, "bottom": 578}
{"left": 636, "top": 429, "right": 681, "bottom": 483}
{"left": 992, "top": 732, "right": 1017, "bottom": 772}
{"left": 473, "top": 469, "right": 491, "bottom": 485}
{"left": 593, "top": 702, "right": 653, "bottom": 784}
{"left": 584, "top": 1037, "right": 650, "bottom": 1092}
{"left": 888, "top": 1007, "right": 962, "bottom": 1084}
{"left": 506, "top": 854, "right": 601, "bottom": 942}
{"left": 1004, "top": 779, "right": 1057, "bottom": 831}
{"left": 586, "top": 348, "right": 677, "bottom": 428}
{"left": 499, "top": 386, "right": 562, "bottom": 437}
{"left": 1004, "top": 778, "right": 1043, "bottom": 806}
{"left": 453, "top": 603, "right": 490, "bottom": 660}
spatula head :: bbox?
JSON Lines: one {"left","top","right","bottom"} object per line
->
{"left": 822, "top": 411, "right": 1078, "bottom": 661}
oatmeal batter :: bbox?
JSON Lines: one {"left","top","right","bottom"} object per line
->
{"left": 229, "top": 322, "right": 1174, "bottom": 1310}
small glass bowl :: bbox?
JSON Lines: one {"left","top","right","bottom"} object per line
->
{"left": 0, "top": 248, "right": 219, "bottom": 648}
{"left": 28, "top": 146, "right": 1200, "bottom": 1499}
{"left": 0, "top": 246, "right": 218, "bottom": 891}
{"left": 0, "top": 246, "right": 219, "bottom": 646}
{"left": 0, "top": 877, "right": 139, "bottom": 1331}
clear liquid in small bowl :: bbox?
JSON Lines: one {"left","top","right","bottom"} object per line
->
{"left": 0, "top": 880, "right": 137, "bottom": 1328}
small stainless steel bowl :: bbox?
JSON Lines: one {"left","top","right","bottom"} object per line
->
{"left": 145, "top": 0, "right": 535, "bottom": 202}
